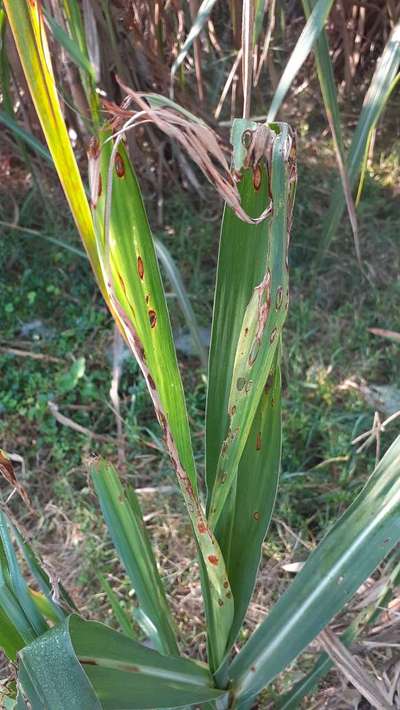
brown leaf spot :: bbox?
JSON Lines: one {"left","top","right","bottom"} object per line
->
{"left": 198, "top": 521, "right": 207, "bottom": 534}
{"left": 97, "top": 173, "right": 102, "bottom": 198}
{"left": 253, "top": 164, "right": 262, "bottom": 191}
{"left": 230, "top": 405, "right": 237, "bottom": 417}
{"left": 244, "top": 327, "right": 249, "bottom": 337}
{"left": 275, "top": 286, "right": 283, "bottom": 310}
{"left": 256, "top": 432, "right": 261, "bottom": 451}
{"left": 148, "top": 374, "right": 156, "bottom": 390}
{"left": 220, "top": 473, "right": 227, "bottom": 484}
{"left": 148, "top": 309, "right": 157, "bottom": 328}
{"left": 270, "top": 327, "right": 277, "bottom": 344}
{"left": 223, "top": 580, "right": 229, "bottom": 589}
{"left": 253, "top": 511, "right": 260, "bottom": 521}
{"left": 145, "top": 294, "right": 150, "bottom": 304}
{"left": 115, "top": 152, "right": 125, "bottom": 178}
{"left": 218, "top": 599, "right": 224, "bottom": 607}
{"left": 208, "top": 554, "right": 219, "bottom": 566}
{"left": 226, "top": 591, "right": 232, "bottom": 599}
{"left": 137, "top": 256, "right": 144, "bottom": 280}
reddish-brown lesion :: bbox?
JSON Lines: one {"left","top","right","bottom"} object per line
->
{"left": 114, "top": 152, "right": 125, "bottom": 178}
{"left": 148, "top": 309, "right": 157, "bottom": 328}
{"left": 137, "top": 256, "right": 144, "bottom": 279}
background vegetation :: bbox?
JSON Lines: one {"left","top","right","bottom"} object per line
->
{"left": 1, "top": 0, "right": 400, "bottom": 706}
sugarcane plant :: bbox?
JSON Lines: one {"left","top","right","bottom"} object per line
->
{"left": 2, "top": 1, "right": 400, "bottom": 708}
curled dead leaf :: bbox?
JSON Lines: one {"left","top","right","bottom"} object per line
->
{"left": 0, "top": 449, "right": 31, "bottom": 507}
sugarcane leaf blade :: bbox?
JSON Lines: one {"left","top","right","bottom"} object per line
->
{"left": 229, "top": 434, "right": 400, "bottom": 704}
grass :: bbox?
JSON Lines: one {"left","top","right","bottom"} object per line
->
{"left": 1, "top": 123, "right": 400, "bottom": 699}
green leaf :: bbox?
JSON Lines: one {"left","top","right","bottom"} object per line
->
{"left": 206, "top": 119, "right": 294, "bottom": 653}
{"left": 207, "top": 121, "right": 295, "bottom": 531}
{"left": 276, "top": 558, "right": 400, "bottom": 708}
{"left": 57, "top": 357, "right": 86, "bottom": 394}
{"left": 89, "top": 134, "right": 234, "bottom": 668}
{"left": 88, "top": 457, "right": 178, "bottom": 656}
{"left": 267, "top": 0, "right": 335, "bottom": 121}
{"left": 44, "top": 13, "right": 95, "bottom": 80}
{"left": 18, "top": 618, "right": 101, "bottom": 710}
{"left": 0, "top": 513, "right": 47, "bottom": 640}
{"left": 229, "top": 434, "right": 400, "bottom": 705}
{"left": 97, "top": 574, "right": 136, "bottom": 639}
{"left": 0, "top": 111, "right": 52, "bottom": 162}
{"left": 0, "top": 605, "right": 25, "bottom": 661}
{"left": 319, "top": 22, "right": 400, "bottom": 257}
{"left": 19, "top": 615, "right": 227, "bottom": 709}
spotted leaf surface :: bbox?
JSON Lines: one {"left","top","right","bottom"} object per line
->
{"left": 88, "top": 134, "right": 234, "bottom": 670}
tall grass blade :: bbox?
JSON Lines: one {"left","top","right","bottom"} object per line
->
{"left": 44, "top": 12, "right": 95, "bottom": 80}
{"left": 319, "top": 22, "right": 400, "bottom": 257}
{"left": 301, "top": 0, "right": 360, "bottom": 261}
{"left": 97, "top": 574, "right": 136, "bottom": 639}
{"left": 3, "top": 0, "right": 105, "bottom": 294}
{"left": 229, "top": 434, "right": 400, "bottom": 705}
{"left": 170, "top": 0, "right": 218, "bottom": 83}
{"left": 0, "top": 515, "right": 47, "bottom": 638}
{"left": 267, "top": 0, "right": 335, "bottom": 121}
{"left": 155, "top": 238, "right": 208, "bottom": 368}
{"left": 0, "top": 111, "right": 51, "bottom": 162}
{"left": 88, "top": 457, "right": 178, "bottom": 656}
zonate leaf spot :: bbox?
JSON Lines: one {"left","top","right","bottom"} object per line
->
{"left": 276, "top": 286, "right": 283, "bottom": 310}
{"left": 218, "top": 599, "right": 224, "bottom": 607}
{"left": 137, "top": 256, "right": 144, "bottom": 280}
{"left": 230, "top": 405, "right": 237, "bottom": 416}
{"left": 253, "top": 511, "right": 260, "bottom": 521}
{"left": 236, "top": 377, "right": 246, "bottom": 391}
{"left": 223, "top": 580, "right": 229, "bottom": 589}
{"left": 208, "top": 555, "right": 219, "bottom": 566}
{"left": 148, "top": 309, "right": 157, "bottom": 328}
{"left": 198, "top": 522, "right": 207, "bottom": 534}
{"left": 253, "top": 164, "right": 262, "bottom": 191}
{"left": 256, "top": 432, "right": 261, "bottom": 451}
{"left": 270, "top": 327, "right": 277, "bottom": 344}
{"left": 115, "top": 152, "right": 125, "bottom": 178}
